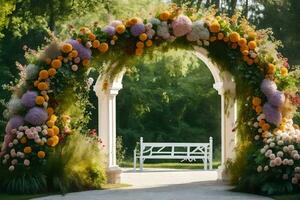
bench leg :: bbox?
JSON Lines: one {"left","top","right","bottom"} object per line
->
{"left": 133, "top": 149, "right": 136, "bottom": 171}
{"left": 204, "top": 159, "right": 207, "bottom": 170}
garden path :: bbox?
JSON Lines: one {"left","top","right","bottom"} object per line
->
{"left": 34, "top": 168, "right": 272, "bottom": 200}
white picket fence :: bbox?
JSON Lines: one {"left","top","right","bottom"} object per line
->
{"left": 133, "top": 137, "right": 213, "bottom": 171}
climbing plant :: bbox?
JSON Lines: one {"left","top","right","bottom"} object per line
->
{"left": 0, "top": 4, "right": 299, "bottom": 195}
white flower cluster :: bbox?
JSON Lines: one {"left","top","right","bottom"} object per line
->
{"left": 257, "top": 119, "right": 300, "bottom": 184}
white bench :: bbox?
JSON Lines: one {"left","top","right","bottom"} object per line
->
{"left": 133, "top": 137, "right": 213, "bottom": 171}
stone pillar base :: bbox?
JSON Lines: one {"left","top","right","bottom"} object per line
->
{"left": 217, "top": 165, "right": 230, "bottom": 182}
{"left": 106, "top": 166, "right": 122, "bottom": 184}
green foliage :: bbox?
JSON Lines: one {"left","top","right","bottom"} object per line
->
{"left": 46, "top": 132, "right": 106, "bottom": 193}
{"left": 116, "top": 136, "right": 126, "bottom": 164}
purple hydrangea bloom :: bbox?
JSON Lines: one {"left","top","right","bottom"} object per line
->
{"left": 66, "top": 39, "right": 92, "bottom": 59}
{"left": 172, "top": 15, "right": 192, "bottom": 37}
{"left": 24, "top": 107, "right": 48, "bottom": 126}
{"left": 268, "top": 90, "right": 285, "bottom": 107}
{"left": 103, "top": 25, "right": 116, "bottom": 36}
{"left": 21, "top": 90, "right": 38, "bottom": 108}
{"left": 263, "top": 103, "right": 282, "bottom": 126}
{"left": 260, "top": 79, "right": 277, "bottom": 97}
{"left": 5, "top": 115, "right": 24, "bottom": 134}
{"left": 130, "top": 23, "right": 145, "bottom": 36}
{"left": 109, "top": 20, "right": 122, "bottom": 27}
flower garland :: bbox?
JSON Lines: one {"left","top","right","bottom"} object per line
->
{"left": 0, "top": 4, "right": 299, "bottom": 194}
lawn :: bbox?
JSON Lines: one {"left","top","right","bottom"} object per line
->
{"left": 273, "top": 194, "right": 300, "bottom": 200}
{"left": 119, "top": 160, "right": 221, "bottom": 169}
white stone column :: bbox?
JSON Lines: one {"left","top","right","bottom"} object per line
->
{"left": 94, "top": 72, "right": 124, "bottom": 183}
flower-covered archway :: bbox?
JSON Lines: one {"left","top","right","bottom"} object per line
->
{"left": 1, "top": 4, "right": 300, "bottom": 195}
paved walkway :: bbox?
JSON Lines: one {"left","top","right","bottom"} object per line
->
{"left": 34, "top": 168, "right": 273, "bottom": 200}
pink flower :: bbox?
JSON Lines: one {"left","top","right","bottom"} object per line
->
{"left": 24, "top": 159, "right": 30, "bottom": 166}
{"left": 172, "top": 15, "right": 192, "bottom": 37}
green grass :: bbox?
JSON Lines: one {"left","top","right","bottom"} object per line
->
{"left": 119, "top": 160, "right": 221, "bottom": 169}
{"left": 0, "top": 193, "right": 50, "bottom": 200}
{"left": 273, "top": 194, "right": 300, "bottom": 200}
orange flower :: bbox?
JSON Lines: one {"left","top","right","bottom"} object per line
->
{"left": 248, "top": 32, "right": 257, "bottom": 40}
{"left": 47, "top": 128, "right": 55, "bottom": 137}
{"left": 247, "top": 59, "right": 254, "bottom": 65}
{"left": 51, "top": 59, "right": 62, "bottom": 69}
{"left": 35, "top": 96, "right": 45, "bottom": 105}
{"left": 146, "top": 40, "right": 153, "bottom": 47}
{"left": 82, "top": 59, "right": 90, "bottom": 67}
{"left": 53, "top": 126, "right": 60, "bottom": 135}
{"left": 280, "top": 67, "right": 288, "bottom": 76}
{"left": 210, "top": 36, "right": 217, "bottom": 42}
{"left": 209, "top": 21, "right": 220, "bottom": 33}
{"left": 135, "top": 48, "right": 143, "bottom": 56}
{"left": 223, "top": 36, "right": 229, "bottom": 42}
{"left": 139, "top": 33, "right": 148, "bottom": 41}
{"left": 259, "top": 119, "right": 265, "bottom": 127}
{"left": 159, "top": 11, "right": 171, "bottom": 21}
{"left": 240, "top": 45, "right": 249, "bottom": 52}
{"left": 88, "top": 33, "right": 96, "bottom": 41}
{"left": 255, "top": 106, "right": 262, "bottom": 113}
{"left": 24, "top": 146, "right": 32, "bottom": 154}
{"left": 267, "top": 63, "right": 276, "bottom": 74}
{"left": 130, "top": 17, "right": 141, "bottom": 24}
{"left": 37, "top": 151, "right": 46, "bottom": 159}
{"left": 262, "top": 123, "right": 270, "bottom": 131}
{"left": 39, "top": 70, "right": 49, "bottom": 80}
{"left": 116, "top": 24, "right": 126, "bottom": 34}
{"left": 217, "top": 32, "right": 224, "bottom": 40}
{"left": 47, "top": 137, "right": 54, "bottom": 146}
{"left": 229, "top": 32, "right": 240, "bottom": 43}
{"left": 242, "top": 50, "right": 249, "bottom": 56}
{"left": 69, "top": 50, "right": 78, "bottom": 58}
{"left": 37, "top": 82, "right": 49, "bottom": 91}
{"left": 136, "top": 41, "right": 144, "bottom": 49}
{"left": 61, "top": 43, "right": 73, "bottom": 53}
{"left": 57, "top": 56, "right": 63, "bottom": 60}
{"left": 48, "top": 68, "right": 57, "bottom": 77}
{"left": 248, "top": 41, "right": 257, "bottom": 50}
{"left": 252, "top": 97, "right": 261, "bottom": 106}
{"left": 238, "top": 38, "right": 247, "bottom": 46}
{"left": 92, "top": 40, "right": 100, "bottom": 48}
{"left": 47, "top": 107, "right": 54, "bottom": 116}
{"left": 98, "top": 42, "right": 109, "bottom": 53}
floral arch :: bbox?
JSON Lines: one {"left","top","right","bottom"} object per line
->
{"left": 1, "top": 4, "right": 300, "bottom": 195}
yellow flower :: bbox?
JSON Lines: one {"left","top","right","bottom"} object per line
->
{"left": 47, "top": 120, "right": 55, "bottom": 128}
{"left": 51, "top": 59, "right": 62, "bottom": 69}
{"left": 209, "top": 21, "right": 220, "bottom": 33}
{"left": 229, "top": 32, "right": 240, "bottom": 43}
{"left": 159, "top": 11, "right": 171, "bottom": 21}
{"left": 98, "top": 42, "right": 109, "bottom": 53}
{"left": 20, "top": 137, "right": 27, "bottom": 144}
{"left": 35, "top": 96, "right": 45, "bottom": 105}
{"left": 88, "top": 33, "right": 96, "bottom": 41}
{"left": 280, "top": 67, "right": 288, "bottom": 76}
{"left": 242, "top": 50, "right": 249, "bottom": 56}
{"left": 48, "top": 68, "right": 57, "bottom": 77}
{"left": 116, "top": 24, "right": 126, "bottom": 34}
{"left": 139, "top": 33, "right": 148, "bottom": 41}
{"left": 69, "top": 50, "right": 78, "bottom": 58}
{"left": 37, "top": 82, "right": 49, "bottom": 91}
{"left": 248, "top": 41, "right": 257, "bottom": 50}
{"left": 37, "top": 151, "right": 46, "bottom": 159}
{"left": 24, "top": 146, "right": 32, "bottom": 154}
{"left": 39, "top": 70, "right": 49, "bottom": 80}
